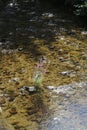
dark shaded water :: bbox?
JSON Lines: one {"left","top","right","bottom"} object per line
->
{"left": 0, "top": 0, "right": 81, "bottom": 45}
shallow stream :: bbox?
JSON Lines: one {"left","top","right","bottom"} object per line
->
{"left": 0, "top": 1, "right": 87, "bottom": 130}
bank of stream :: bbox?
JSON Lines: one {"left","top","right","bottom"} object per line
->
{"left": 0, "top": 1, "right": 87, "bottom": 130}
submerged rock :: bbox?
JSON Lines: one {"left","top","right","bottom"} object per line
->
{"left": 46, "top": 86, "right": 56, "bottom": 90}
{"left": 60, "top": 70, "right": 76, "bottom": 77}
{"left": 46, "top": 82, "right": 87, "bottom": 95}
{"left": 28, "top": 86, "right": 36, "bottom": 92}
{"left": 42, "top": 13, "right": 54, "bottom": 18}
{"left": 9, "top": 78, "right": 20, "bottom": 83}
{"left": 9, "top": 107, "right": 17, "bottom": 115}
{"left": 81, "top": 31, "right": 87, "bottom": 35}
{"left": 1, "top": 49, "right": 14, "bottom": 54}
{"left": 20, "top": 86, "right": 37, "bottom": 94}
{"left": 17, "top": 48, "right": 23, "bottom": 51}
{"left": 60, "top": 71, "right": 71, "bottom": 76}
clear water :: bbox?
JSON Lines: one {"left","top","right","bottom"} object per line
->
{"left": 0, "top": 1, "right": 87, "bottom": 130}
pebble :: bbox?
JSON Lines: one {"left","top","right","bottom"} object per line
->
{"left": 60, "top": 37, "right": 65, "bottom": 40}
{"left": 0, "top": 86, "right": 5, "bottom": 90}
{"left": 81, "top": 31, "right": 87, "bottom": 35}
{"left": 49, "top": 46, "right": 55, "bottom": 49}
{"left": 46, "top": 86, "right": 56, "bottom": 90}
{"left": 0, "top": 42, "right": 3, "bottom": 46}
{"left": 28, "top": 86, "right": 36, "bottom": 92}
{"left": 53, "top": 117, "right": 59, "bottom": 121}
{"left": 9, "top": 78, "right": 20, "bottom": 83}
{"left": 58, "top": 57, "right": 64, "bottom": 62}
{"left": 21, "top": 86, "right": 37, "bottom": 94}
{"left": 1, "top": 49, "right": 13, "bottom": 54}
{"left": 9, "top": 107, "right": 17, "bottom": 114}
{"left": 65, "top": 94, "right": 70, "bottom": 98}
{"left": 60, "top": 71, "right": 71, "bottom": 76}
{"left": 48, "top": 14, "right": 54, "bottom": 18}
{"left": 1, "top": 49, "right": 8, "bottom": 54}
{"left": 17, "top": 48, "right": 23, "bottom": 51}
{"left": 42, "top": 13, "right": 54, "bottom": 18}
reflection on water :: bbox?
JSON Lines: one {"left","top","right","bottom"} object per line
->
{"left": 39, "top": 82, "right": 87, "bottom": 130}
{"left": 0, "top": 1, "right": 87, "bottom": 130}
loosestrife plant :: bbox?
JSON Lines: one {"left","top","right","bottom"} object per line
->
{"left": 33, "top": 57, "right": 50, "bottom": 87}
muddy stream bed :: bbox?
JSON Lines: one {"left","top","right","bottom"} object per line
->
{"left": 0, "top": 1, "right": 87, "bottom": 130}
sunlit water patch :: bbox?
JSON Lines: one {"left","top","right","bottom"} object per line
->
{"left": 39, "top": 82, "right": 87, "bottom": 130}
